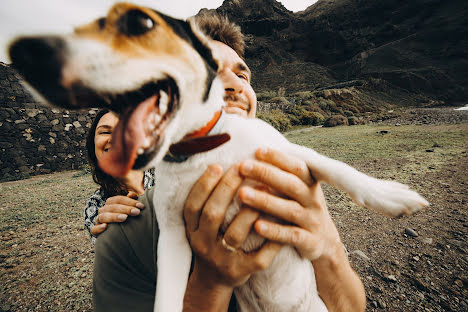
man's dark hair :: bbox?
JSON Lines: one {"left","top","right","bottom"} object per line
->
{"left": 193, "top": 13, "right": 245, "bottom": 58}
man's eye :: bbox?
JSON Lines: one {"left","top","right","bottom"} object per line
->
{"left": 238, "top": 74, "right": 248, "bottom": 80}
{"left": 100, "top": 131, "right": 111, "bottom": 135}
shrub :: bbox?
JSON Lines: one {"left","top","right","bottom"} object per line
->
{"left": 347, "top": 116, "right": 359, "bottom": 125}
{"left": 270, "top": 96, "right": 290, "bottom": 104}
{"left": 257, "top": 109, "right": 292, "bottom": 132}
{"left": 256, "top": 90, "right": 276, "bottom": 101}
{"left": 302, "top": 111, "right": 325, "bottom": 126}
{"left": 277, "top": 86, "right": 286, "bottom": 97}
{"left": 324, "top": 115, "right": 349, "bottom": 127}
{"left": 293, "top": 91, "right": 314, "bottom": 100}
{"left": 343, "top": 110, "right": 354, "bottom": 117}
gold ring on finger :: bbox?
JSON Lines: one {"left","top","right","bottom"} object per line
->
{"left": 221, "top": 238, "right": 237, "bottom": 252}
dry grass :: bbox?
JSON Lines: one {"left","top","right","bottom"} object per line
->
{"left": 1, "top": 121, "right": 467, "bottom": 311}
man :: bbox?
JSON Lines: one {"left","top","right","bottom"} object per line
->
{"left": 93, "top": 14, "right": 365, "bottom": 312}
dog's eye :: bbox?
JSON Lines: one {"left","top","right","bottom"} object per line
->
{"left": 97, "top": 18, "right": 106, "bottom": 30}
{"left": 118, "top": 10, "right": 155, "bottom": 36}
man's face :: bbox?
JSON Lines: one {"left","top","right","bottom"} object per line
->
{"left": 211, "top": 40, "right": 257, "bottom": 118}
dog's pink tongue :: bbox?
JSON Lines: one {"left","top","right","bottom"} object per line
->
{"left": 99, "top": 95, "right": 158, "bottom": 177}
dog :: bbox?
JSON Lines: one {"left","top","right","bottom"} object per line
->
{"left": 9, "top": 3, "right": 429, "bottom": 311}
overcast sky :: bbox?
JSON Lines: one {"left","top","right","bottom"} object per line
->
{"left": 0, "top": 0, "right": 317, "bottom": 63}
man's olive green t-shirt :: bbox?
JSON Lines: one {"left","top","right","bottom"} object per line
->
{"left": 92, "top": 187, "right": 238, "bottom": 311}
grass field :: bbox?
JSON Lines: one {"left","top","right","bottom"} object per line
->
{"left": 1, "top": 122, "right": 467, "bottom": 311}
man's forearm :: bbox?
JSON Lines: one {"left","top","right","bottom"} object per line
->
{"left": 313, "top": 244, "right": 366, "bottom": 312}
{"left": 183, "top": 266, "right": 234, "bottom": 312}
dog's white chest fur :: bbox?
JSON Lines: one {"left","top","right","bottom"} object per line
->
{"left": 152, "top": 115, "right": 327, "bottom": 312}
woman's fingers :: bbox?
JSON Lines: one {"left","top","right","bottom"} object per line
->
{"left": 96, "top": 212, "right": 129, "bottom": 224}
{"left": 99, "top": 203, "right": 142, "bottom": 216}
{"left": 90, "top": 223, "right": 107, "bottom": 236}
{"left": 184, "top": 164, "right": 224, "bottom": 232}
{"left": 106, "top": 195, "right": 144, "bottom": 209}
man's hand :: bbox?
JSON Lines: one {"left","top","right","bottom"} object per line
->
{"left": 237, "top": 148, "right": 342, "bottom": 261}
{"left": 183, "top": 164, "right": 281, "bottom": 311}
{"left": 90, "top": 192, "right": 145, "bottom": 236}
{"left": 237, "top": 148, "right": 366, "bottom": 312}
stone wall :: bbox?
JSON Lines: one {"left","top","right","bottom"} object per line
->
{"left": 0, "top": 62, "right": 97, "bottom": 181}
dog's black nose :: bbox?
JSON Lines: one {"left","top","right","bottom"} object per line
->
{"left": 9, "top": 36, "right": 66, "bottom": 83}
{"left": 8, "top": 36, "right": 71, "bottom": 106}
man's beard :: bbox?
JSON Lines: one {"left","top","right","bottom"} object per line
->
{"left": 223, "top": 94, "right": 250, "bottom": 111}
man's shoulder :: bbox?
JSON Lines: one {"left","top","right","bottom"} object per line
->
{"left": 95, "top": 187, "right": 158, "bottom": 274}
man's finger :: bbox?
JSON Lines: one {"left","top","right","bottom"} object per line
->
{"left": 244, "top": 241, "right": 282, "bottom": 273}
{"left": 238, "top": 186, "right": 311, "bottom": 228}
{"left": 223, "top": 206, "right": 259, "bottom": 249}
{"left": 184, "top": 164, "right": 224, "bottom": 232}
{"left": 255, "top": 148, "right": 314, "bottom": 186}
{"left": 254, "top": 220, "right": 313, "bottom": 251}
{"left": 198, "top": 165, "right": 243, "bottom": 236}
{"left": 239, "top": 159, "right": 311, "bottom": 206}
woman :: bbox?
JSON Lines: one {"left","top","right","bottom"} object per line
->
{"left": 84, "top": 109, "right": 155, "bottom": 243}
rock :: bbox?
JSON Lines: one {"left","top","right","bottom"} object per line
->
{"left": 377, "top": 299, "right": 387, "bottom": 308}
{"left": 404, "top": 228, "right": 419, "bottom": 237}
{"left": 386, "top": 275, "right": 397, "bottom": 282}
{"left": 350, "top": 250, "right": 370, "bottom": 261}
{"left": 411, "top": 277, "right": 428, "bottom": 291}
{"left": 420, "top": 237, "right": 433, "bottom": 244}
{"left": 426, "top": 149, "right": 434, "bottom": 152}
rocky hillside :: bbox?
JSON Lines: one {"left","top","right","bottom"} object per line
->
{"left": 199, "top": 0, "right": 468, "bottom": 104}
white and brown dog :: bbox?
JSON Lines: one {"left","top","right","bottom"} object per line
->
{"left": 9, "top": 3, "right": 428, "bottom": 311}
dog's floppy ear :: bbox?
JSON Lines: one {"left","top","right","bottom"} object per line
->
{"left": 155, "top": 12, "right": 217, "bottom": 102}
{"left": 155, "top": 12, "right": 218, "bottom": 72}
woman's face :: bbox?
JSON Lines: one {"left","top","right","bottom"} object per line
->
{"left": 94, "top": 112, "right": 119, "bottom": 162}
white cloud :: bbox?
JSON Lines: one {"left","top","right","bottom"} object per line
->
{"left": 0, "top": 0, "right": 317, "bottom": 62}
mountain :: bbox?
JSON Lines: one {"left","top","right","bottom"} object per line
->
{"left": 198, "top": 0, "right": 468, "bottom": 104}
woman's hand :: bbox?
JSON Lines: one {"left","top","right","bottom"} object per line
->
{"left": 90, "top": 192, "right": 145, "bottom": 236}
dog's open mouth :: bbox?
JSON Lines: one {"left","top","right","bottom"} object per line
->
{"left": 99, "top": 79, "right": 178, "bottom": 177}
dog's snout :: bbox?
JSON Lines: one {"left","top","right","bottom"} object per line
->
{"left": 8, "top": 36, "right": 73, "bottom": 107}
{"left": 9, "top": 36, "right": 66, "bottom": 78}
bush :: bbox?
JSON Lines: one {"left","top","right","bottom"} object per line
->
{"left": 343, "top": 110, "right": 354, "bottom": 117}
{"left": 324, "top": 115, "right": 349, "bottom": 127}
{"left": 293, "top": 91, "right": 315, "bottom": 100}
{"left": 256, "top": 90, "right": 276, "bottom": 101}
{"left": 302, "top": 111, "right": 325, "bottom": 126}
{"left": 347, "top": 116, "right": 359, "bottom": 125}
{"left": 270, "top": 96, "right": 290, "bottom": 104}
{"left": 257, "top": 109, "right": 292, "bottom": 132}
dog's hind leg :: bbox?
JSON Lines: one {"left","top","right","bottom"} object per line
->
{"left": 288, "top": 143, "right": 429, "bottom": 217}
{"left": 154, "top": 226, "right": 192, "bottom": 312}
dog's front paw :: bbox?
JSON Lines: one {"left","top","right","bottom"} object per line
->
{"left": 352, "top": 178, "right": 429, "bottom": 217}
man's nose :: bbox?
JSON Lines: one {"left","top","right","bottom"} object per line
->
{"left": 222, "top": 71, "right": 243, "bottom": 94}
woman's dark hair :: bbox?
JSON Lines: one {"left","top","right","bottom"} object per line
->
{"left": 86, "top": 109, "right": 128, "bottom": 196}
